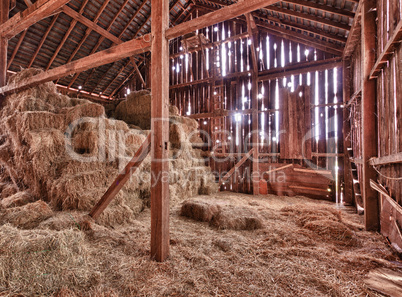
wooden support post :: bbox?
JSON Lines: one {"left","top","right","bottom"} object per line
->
{"left": 150, "top": 0, "right": 170, "bottom": 262}
{"left": 361, "top": 0, "right": 379, "bottom": 231}
{"left": 246, "top": 13, "right": 260, "bottom": 195}
{"left": 342, "top": 60, "right": 354, "bottom": 205}
{"left": 0, "top": 0, "right": 9, "bottom": 88}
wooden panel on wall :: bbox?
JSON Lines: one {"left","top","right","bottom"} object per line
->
{"left": 280, "top": 85, "right": 312, "bottom": 160}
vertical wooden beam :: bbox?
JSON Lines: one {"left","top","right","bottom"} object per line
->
{"left": 342, "top": 59, "right": 354, "bottom": 205}
{"left": 361, "top": 0, "right": 379, "bottom": 231}
{"left": 0, "top": 0, "right": 9, "bottom": 87}
{"left": 150, "top": 0, "right": 170, "bottom": 262}
{"left": 246, "top": 13, "right": 260, "bottom": 195}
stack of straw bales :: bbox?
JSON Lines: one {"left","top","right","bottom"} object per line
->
{"left": 0, "top": 69, "right": 218, "bottom": 227}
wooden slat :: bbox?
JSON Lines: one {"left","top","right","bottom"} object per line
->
{"left": 166, "top": 0, "right": 280, "bottom": 40}
{"left": 0, "top": 35, "right": 150, "bottom": 95}
{"left": 195, "top": 2, "right": 346, "bottom": 53}
{"left": 221, "top": 148, "right": 254, "bottom": 183}
{"left": 89, "top": 133, "right": 151, "bottom": 219}
{"left": 364, "top": 268, "right": 402, "bottom": 296}
{"left": 256, "top": 20, "right": 344, "bottom": 56}
{"left": 369, "top": 153, "right": 402, "bottom": 166}
{"left": 0, "top": 0, "right": 70, "bottom": 38}
{"left": 289, "top": 185, "right": 330, "bottom": 193}
{"left": 370, "top": 19, "right": 402, "bottom": 79}
{"left": 27, "top": 13, "right": 59, "bottom": 68}
{"left": 282, "top": 0, "right": 355, "bottom": 19}
{"left": 294, "top": 167, "right": 333, "bottom": 176}
{"left": 264, "top": 6, "right": 351, "bottom": 31}
{"left": 7, "top": 30, "right": 27, "bottom": 69}
{"left": 150, "top": 0, "right": 170, "bottom": 262}
{"left": 258, "top": 58, "right": 342, "bottom": 81}
{"left": 261, "top": 163, "right": 293, "bottom": 175}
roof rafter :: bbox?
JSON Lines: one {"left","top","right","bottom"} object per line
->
{"left": 27, "top": 13, "right": 60, "bottom": 68}
{"left": 0, "top": 35, "right": 151, "bottom": 95}
{"left": 67, "top": 0, "right": 149, "bottom": 90}
{"left": 282, "top": 0, "right": 355, "bottom": 19}
{"left": 0, "top": 0, "right": 70, "bottom": 38}
{"left": 46, "top": 0, "right": 90, "bottom": 70}
{"left": 166, "top": 0, "right": 282, "bottom": 39}
{"left": 195, "top": 0, "right": 347, "bottom": 44}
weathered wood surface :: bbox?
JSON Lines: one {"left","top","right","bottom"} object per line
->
{"left": 0, "top": 35, "right": 150, "bottom": 95}
{"left": 0, "top": 0, "right": 70, "bottom": 38}
{"left": 364, "top": 268, "right": 402, "bottom": 296}
{"left": 150, "top": 0, "right": 170, "bottom": 262}
{"left": 280, "top": 86, "right": 312, "bottom": 160}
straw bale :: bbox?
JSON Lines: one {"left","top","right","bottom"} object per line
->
{"left": 49, "top": 170, "right": 115, "bottom": 211}
{"left": 0, "top": 225, "right": 95, "bottom": 296}
{"left": 180, "top": 199, "right": 222, "bottom": 222}
{"left": 0, "top": 200, "right": 53, "bottom": 229}
{"left": 169, "top": 105, "right": 179, "bottom": 116}
{"left": 114, "top": 90, "right": 152, "bottom": 129}
{"left": 65, "top": 102, "right": 105, "bottom": 124}
{"left": 0, "top": 69, "right": 218, "bottom": 228}
{"left": 72, "top": 130, "right": 99, "bottom": 155}
{"left": 0, "top": 191, "right": 33, "bottom": 209}
{"left": 210, "top": 206, "right": 264, "bottom": 230}
{"left": 17, "top": 111, "right": 66, "bottom": 131}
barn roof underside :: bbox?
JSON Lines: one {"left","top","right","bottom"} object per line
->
{"left": 6, "top": 0, "right": 358, "bottom": 100}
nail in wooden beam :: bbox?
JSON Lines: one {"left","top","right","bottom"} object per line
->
{"left": 150, "top": 0, "right": 170, "bottom": 262}
{"left": 89, "top": 133, "right": 151, "bottom": 219}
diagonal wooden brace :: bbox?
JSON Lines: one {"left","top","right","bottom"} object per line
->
{"left": 89, "top": 133, "right": 151, "bottom": 219}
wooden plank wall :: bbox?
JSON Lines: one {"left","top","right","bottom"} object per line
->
{"left": 127, "top": 12, "right": 344, "bottom": 199}
{"left": 376, "top": 0, "right": 402, "bottom": 205}
{"left": 347, "top": 1, "right": 401, "bottom": 211}
{"left": 168, "top": 13, "right": 343, "bottom": 198}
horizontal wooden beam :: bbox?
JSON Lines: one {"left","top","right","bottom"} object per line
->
{"left": 264, "top": 6, "right": 351, "bottom": 31}
{"left": 0, "top": 35, "right": 150, "bottom": 95}
{"left": 90, "top": 133, "right": 151, "bottom": 219}
{"left": 370, "top": 19, "right": 402, "bottom": 79}
{"left": 369, "top": 153, "right": 402, "bottom": 166}
{"left": 57, "top": 84, "right": 116, "bottom": 103}
{"left": 258, "top": 57, "right": 342, "bottom": 81}
{"left": 256, "top": 21, "right": 344, "bottom": 56}
{"left": 0, "top": 0, "right": 70, "bottom": 38}
{"left": 166, "top": 0, "right": 280, "bottom": 40}
{"left": 196, "top": 1, "right": 347, "bottom": 47}
{"left": 282, "top": 0, "right": 355, "bottom": 19}
{"left": 61, "top": 5, "right": 122, "bottom": 45}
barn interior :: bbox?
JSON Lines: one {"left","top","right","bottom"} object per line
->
{"left": 0, "top": 0, "right": 402, "bottom": 296}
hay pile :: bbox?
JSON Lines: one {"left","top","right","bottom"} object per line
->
{"left": 0, "top": 193, "right": 400, "bottom": 296}
{"left": 181, "top": 197, "right": 263, "bottom": 230}
{"left": 0, "top": 69, "right": 218, "bottom": 227}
